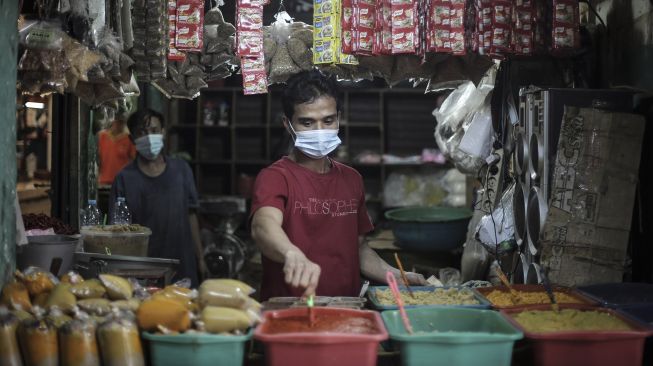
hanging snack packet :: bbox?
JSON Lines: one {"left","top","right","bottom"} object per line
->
{"left": 176, "top": 0, "right": 204, "bottom": 52}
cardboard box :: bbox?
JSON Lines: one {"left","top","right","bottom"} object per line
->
{"left": 539, "top": 107, "right": 645, "bottom": 286}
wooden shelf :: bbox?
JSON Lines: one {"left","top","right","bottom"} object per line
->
{"left": 167, "top": 88, "right": 444, "bottom": 203}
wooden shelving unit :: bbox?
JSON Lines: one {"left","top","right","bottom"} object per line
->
{"left": 166, "top": 86, "right": 444, "bottom": 202}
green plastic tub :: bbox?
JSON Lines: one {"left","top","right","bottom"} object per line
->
{"left": 382, "top": 307, "right": 523, "bottom": 366}
{"left": 142, "top": 330, "right": 252, "bottom": 366}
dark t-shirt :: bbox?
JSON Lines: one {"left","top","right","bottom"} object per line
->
{"left": 110, "top": 157, "right": 199, "bottom": 286}
{"left": 250, "top": 157, "right": 374, "bottom": 300}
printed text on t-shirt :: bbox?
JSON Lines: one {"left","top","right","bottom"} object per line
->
{"left": 293, "top": 198, "right": 358, "bottom": 217}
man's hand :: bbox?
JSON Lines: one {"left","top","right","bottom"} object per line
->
{"left": 404, "top": 271, "right": 428, "bottom": 286}
{"left": 284, "top": 250, "right": 321, "bottom": 297}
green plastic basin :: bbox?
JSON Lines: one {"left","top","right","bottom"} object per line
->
{"left": 382, "top": 307, "right": 523, "bottom": 366}
{"left": 142, "top": 330, "right": 252, "bottom": 366}
{"left": 384, "top": 206, "right": 472, "bottom": 251}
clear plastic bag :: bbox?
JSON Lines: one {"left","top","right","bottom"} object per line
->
{"left": 433, "top": 64, "right": 498, "bottom": 174}
{"left": 476, "top": 183, "right": 517, "bottom": 256}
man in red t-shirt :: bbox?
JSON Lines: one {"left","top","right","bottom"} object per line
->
{"left": 98, "top": 116, "right": 136, "bottom": 186}
{"left": 250, "top": 70, "right": 426, "bottom": 300}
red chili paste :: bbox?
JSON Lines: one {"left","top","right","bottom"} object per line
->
{"left": 264, "top": 314, "right": 378, "bottom": 334}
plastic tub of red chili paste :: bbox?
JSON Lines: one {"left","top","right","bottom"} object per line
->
{"left": 254, "top": 307, "right": 388, "bottom": 366}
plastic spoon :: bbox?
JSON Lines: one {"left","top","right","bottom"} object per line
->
{"left": 386, "top": 271, "right": 413, "bottom": 334}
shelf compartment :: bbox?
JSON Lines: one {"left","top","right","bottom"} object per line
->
{"left": 199, "top": 164, "right": 231, "bottom": 196}
{"left": 200, "top": 90, "right": 233, "bottom": 127}
{"left": 169, "top": 99, "right": 198, "bottom": 126}
{"left": 347, "top": 128, "right": 382, "bottom": 161}
{"left": 199, "top": 129, "right": 231, "bottom": 160}
{"left": 167, "top": 129, "right": 196, "bottom": 160}
{"left": 234, "top": 129, "right": 266, "bottom": 160}
{"left": 348, "top": 92, "right": 381, "bottom": 125}
{"left": 385, "top": 94, "right": 439, "bottom": 156}
{"left": 235, "top": 94, "right": 266, "bottom": 125}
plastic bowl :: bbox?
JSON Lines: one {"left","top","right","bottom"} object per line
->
{"left": 81, "top": 225, "right": 151, "bottom": 256}
{"left": 384, "top": 206, "right": 472, "bottom": 251}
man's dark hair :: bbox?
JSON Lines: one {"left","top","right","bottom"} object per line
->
{"left": 127, "top": 108, "right": 165, "bottom": 137}
{"left": 282, "top": 70, "right": 342, "bottom": 120}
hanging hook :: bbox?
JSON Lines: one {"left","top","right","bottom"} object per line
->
{"left": 277, "top": 0, "right": 286, "bottom": 14}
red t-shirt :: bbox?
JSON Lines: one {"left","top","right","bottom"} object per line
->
{"left": 98, "top": 130, "right": 136, "bottom": 185}
{"left": 250, "top": 157, "right": 374, "bottom": 300}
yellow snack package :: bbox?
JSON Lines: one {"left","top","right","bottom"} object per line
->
{"left": 99, "top": 274, "right": 133, "bottom": 300}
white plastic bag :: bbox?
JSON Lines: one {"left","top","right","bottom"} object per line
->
{"left": 433, "top": 64, "right": 498, "bottom": 175}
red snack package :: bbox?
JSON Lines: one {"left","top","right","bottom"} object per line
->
{"left": 490, "top": 24, "right": 510, "bottom": 53}
{"left": 449, "top": 4, "right": 465, "bottom": 29}
{"left": 241, "top": 56, "right": 267, "bottom": 95}
{"left": 358, "top": 2, "right": 376, "bottom": 29}
{"left": 237, "top": 5, "right": 263, "bottom": 31}
{"left": 514, "top": 6, "right": 534, "bottom": 30}
{"left": 168, "top": 0, "right": 185, "bottom": 61}
{"left": 551, "top": 0, "right": 579, "bottom": 52}
{"left": 450, "top": 28, "right": 466, "bottom": 55}
{"left": 431, "top": 26, "right": 451, "bottom": 52}
{"left": 431, "top": 2, "right": 451, "bottom": 26}
{"left": 553, "top": 0, "right": 577, "bottom": 25}
{"left": 237, "top": 31, "right": 263, "bottom": 57}
{"left": 513, "top": 29, "right": 533, "bottom": 55}
{"left": 357, "top": 28, "right": 374, "bottom": 54}
{"left": 492, "top": 0, "right": 512, "bottom": 26}
{"left": 176, "top": 0, "right": 204, "bottom": 51}
{"left": 552, "top": 25, "right": 577, "bottom": 49}
{"left": 391, "top": 3, "right": 415, "bottom": 28}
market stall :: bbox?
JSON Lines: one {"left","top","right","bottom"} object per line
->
{"left": 3, "top": 0, "right": 653, "bottom": 365}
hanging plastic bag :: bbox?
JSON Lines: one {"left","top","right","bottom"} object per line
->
{"left": 267, "top": 12, "right": 302, "bottom": 84}
{"left": 433, "top": 64, "right": 498, "bottom": 175}
{"left": 18, "top": 21, "right": 70, "bottom": 95}
{"left": 476, "top": 183, "right": 518, "bottom": 256}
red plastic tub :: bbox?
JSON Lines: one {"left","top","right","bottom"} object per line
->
{"left": 254, "top": 307, "right": 388, "bottom": 366}
{"left": 501, "top": 304, "right": 653, "bottom": 366}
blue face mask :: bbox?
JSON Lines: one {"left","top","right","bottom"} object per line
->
{"left": 135, "top": 134, "right": 164, "bottom": 160}
{"left": 288, "top": 122, "right": 341, "bottom": 159}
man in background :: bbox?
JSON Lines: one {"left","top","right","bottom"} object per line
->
{"left": 110, "top": 109, "right": 205, "bottom": 286}
{"left": 98, "top": 114, "right": 136, "bottom": 186}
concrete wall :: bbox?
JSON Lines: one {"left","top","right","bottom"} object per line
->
{"left": 0, "top": 1, "right": 19, "bottom": 286}
{"left": 593, "top": 0, "right": 653, "bottom": 90}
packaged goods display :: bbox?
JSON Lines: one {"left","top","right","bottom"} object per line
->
{"left": 0, "top": 271, "right": 262, "bottom": 366}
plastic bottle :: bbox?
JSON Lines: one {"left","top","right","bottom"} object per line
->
{"left": 112, "top": 197, "right": 132, "bottom": 225}
{"left": 82, "top": 200, "right": 102, "bottom": 227}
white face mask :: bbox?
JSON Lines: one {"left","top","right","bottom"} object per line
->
{"left": 288, "top": 121, "right": 341, "bottom": 159}
{"left": 135, "top": 134, "right": 164, "bottom": 160}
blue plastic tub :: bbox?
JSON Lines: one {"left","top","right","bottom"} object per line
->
{"left": 142, "top": 330, "right": 252, "bottom": 366}
{"left": 368, "top": 286, "right": 491, "bottom": 310}
{"left": 577, "top": 283, "right": 653, "bottom": 308}
{"left": 382, "top": 307, "right": 523, "bottom": 366}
